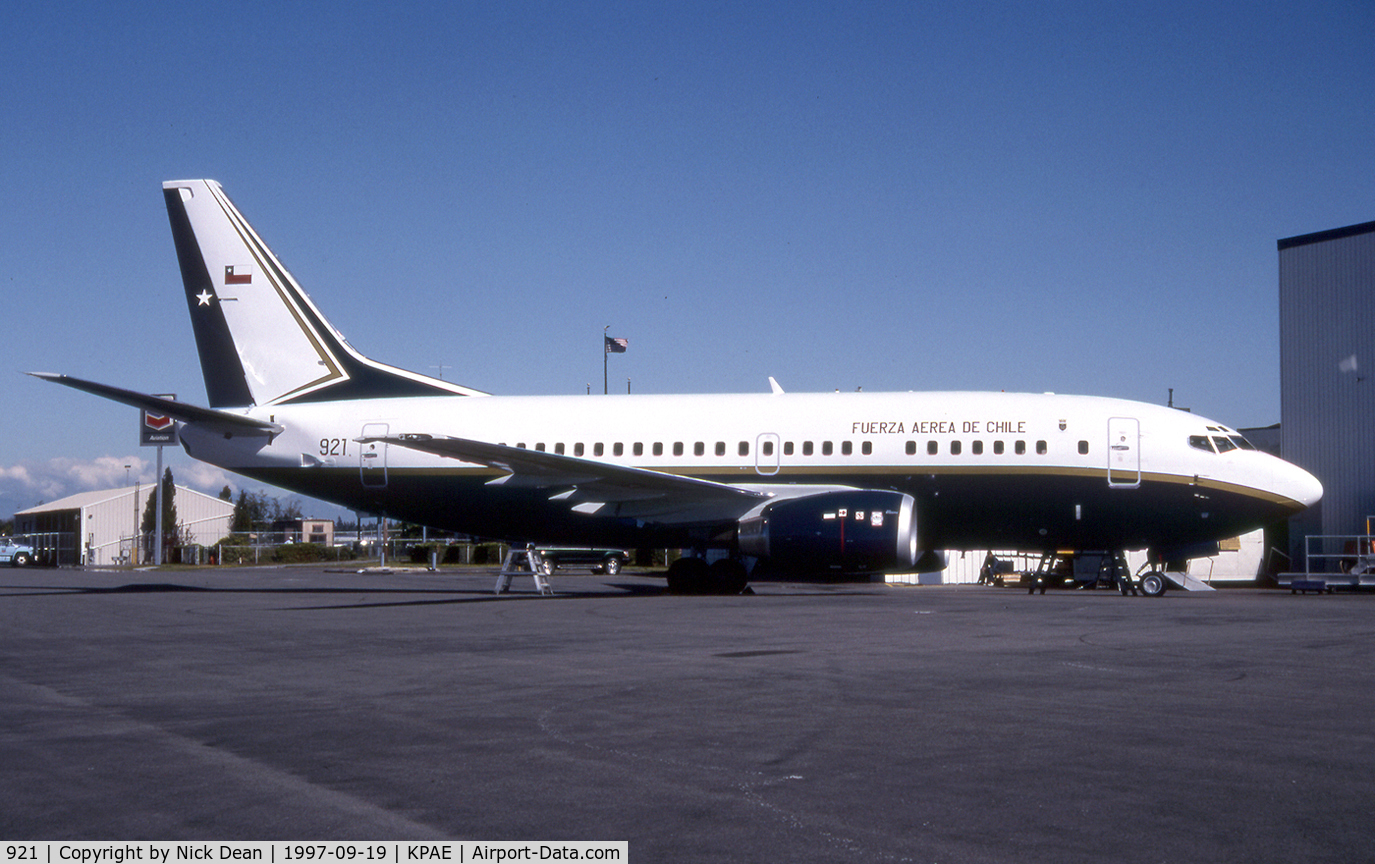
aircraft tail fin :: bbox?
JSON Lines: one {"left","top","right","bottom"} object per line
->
{"left": 162, "top": 180, "right": 485, "bottom": 407}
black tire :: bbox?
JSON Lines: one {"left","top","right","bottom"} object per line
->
{"left": 708, "top": 558, "right": 749, "bottom": 595}
{"left": 666, "top": 557, "right": 710, "bottom": 594}
{"left": 603, "top": 556, "right": 622, "bottom": 576}
{"left": 11, "top": 552, "right": 29, "bottom": 567}
{"left": 1139, "top": 571, "right": 1167, "bottom": 597}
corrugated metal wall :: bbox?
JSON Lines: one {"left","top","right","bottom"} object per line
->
{"left": 1279, "top": 221, "right": 1375, "bottom": 569}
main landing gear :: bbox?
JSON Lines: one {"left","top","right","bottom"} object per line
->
{"left": 665, "top": 556, "right": 750, "bottom": 595}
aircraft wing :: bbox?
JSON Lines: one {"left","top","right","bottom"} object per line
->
{"left": 364, "top": 433, "right": 770, "bottom": 523}
{"left": 28, "top": 373, "right": 282, "bottom": 436}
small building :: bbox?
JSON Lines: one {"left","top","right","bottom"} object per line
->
{"left": 14, "top": 485, "right": 234, "bottom": 566}
{"left": 273, "top": 518, "right": 335, "bottom": 546}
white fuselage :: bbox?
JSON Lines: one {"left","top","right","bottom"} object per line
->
{"left": 179, "top": 389, "right": 1320, "bottom": 555}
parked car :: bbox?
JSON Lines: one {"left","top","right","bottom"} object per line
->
{"left": 0, "top": 538, "right": 35, "bottom": 566}
{"left": 536, "top": 548, "right": 629, "bottom": 575}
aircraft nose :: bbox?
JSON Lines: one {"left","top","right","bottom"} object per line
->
{"left": 1278, "top": 460, "right": 1323, "bottom": 511}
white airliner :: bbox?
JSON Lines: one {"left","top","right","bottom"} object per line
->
{"left": 33, "top": 179, "right": 1321, "bottom": 593}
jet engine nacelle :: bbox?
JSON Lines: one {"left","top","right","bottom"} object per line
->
{"left": 738, "top": 490, "right": 918, "bottom": 573}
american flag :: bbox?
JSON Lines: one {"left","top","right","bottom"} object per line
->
{"left": 605, "top": 336, "right": 628, "bottom": 354}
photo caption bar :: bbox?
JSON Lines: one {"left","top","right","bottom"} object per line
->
{"left": 3, "top": 844, "right": 626, "bottom": 864}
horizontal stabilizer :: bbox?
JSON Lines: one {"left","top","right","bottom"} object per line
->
{"left": 28, "top": 373, "right": 282, "bottom": 436}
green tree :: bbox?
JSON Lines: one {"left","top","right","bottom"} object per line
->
{"left": 232, "top": 489, "right": 266, "bottom": 533}
{"left": 230, "top": 489, "right": 302, "bottom": 533}
{"left": 140, "top": 468, "right": 180, "bottom": 560}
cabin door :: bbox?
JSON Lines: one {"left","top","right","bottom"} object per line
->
{"left": 360, "top": 422, "right": 389, "bottom": 488}
{"left": 755, "top": 433, "right": 781, "bottom": 475}
{"left": 1107, "top": 417, "right": 1140, "bottom": 488}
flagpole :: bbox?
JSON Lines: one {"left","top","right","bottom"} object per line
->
{"left": 603, "top": 326, "right": 609, "bottom": 395}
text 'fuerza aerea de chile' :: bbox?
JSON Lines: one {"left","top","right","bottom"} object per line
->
{"left": 851, "top": 420, "right": 1028, "bottom": 435}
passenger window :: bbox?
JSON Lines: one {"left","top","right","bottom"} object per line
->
{"left": 594, "top": 443, "right": 604, "bottom": 456}
{"left": 633, "top": 442, "right": 643, "bottom": 456}
{"left": 535, "top": 443, "right": 545, "bottom": 451}
{"left": 555, "top": 443, "right": 565, "bottom": 455}
{"left": 822, "top": 441, "right": 833, "bottom": 456}
{"left": 763, "top": 440, "right": 774, "bottom": 456}
{"left": 613, "top": 442, "right": 623, "bottom": 456}
{"left": 739, "top": 441, "right": 750, "bottom": 456}
{"left": 927, "top": 441, "right": 938, "bottom": 455}
{"left": 784, "top": 441, "right": 794, "bottom": 456}
{"left": 993, "top": 441, "right": 1004, "bottom": 455}
{"left": 803, "top": 441, "right": 814, "bottom": 456}
{"left": 517, "top": 443, "right": 526, "bottom": 449}
{"left": 950, "top": 440, "right": 962, "bottom": 455}
{"left": 1015, "top": 441, "right": 1026, "bottom": 455}
{"left": 1212, "top": 436, "right": 1237, "bottom": 454}
{"left": 653, "top": 442, "right": 663, "bottom": 456}
{"left": 1188, "top": 436, "right": 1214, "bottom": 453}
{"left": 841, "top": 441, "right": 853, "bottom": 456}
{"left": 673, "top": 442, "right": 684, "bottom": 456}
{"left": 906, "top": 441, "right": 916, "bottom": 456}
{"left": 1036, "top": 440, "right": 1047, "bottom": 455}
{"left": 715, "top": 441, "right": 726, "bottom": 456}
{"left": 694, "top": 442, "right": 705, "bottom": 456}
{"left": 574, "top": 443, "right": 585, "bottom": 457}
{"left": 862, "top": 441, "right": 872, "bottom": 455}
{"left": 972, "top": 440, "right": 983, "bottom": 455}
{"left": 1078, "top": 440, "right": 1089, "bottom": 455}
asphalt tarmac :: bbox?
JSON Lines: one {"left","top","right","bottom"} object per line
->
{"left": 1, "top": 565, "right": 1372, "bottom": 862}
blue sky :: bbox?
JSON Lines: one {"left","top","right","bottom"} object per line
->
{"left": 2, "top": 1, "right": 1372, "bottom": 519}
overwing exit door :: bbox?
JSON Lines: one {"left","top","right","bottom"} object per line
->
{"left": 1107, "top": 417, "right": 1140, "bottom": 488}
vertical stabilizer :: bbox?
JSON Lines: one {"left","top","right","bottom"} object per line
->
{"left": 162, "top": 180, "right": 485, "bottom": 407}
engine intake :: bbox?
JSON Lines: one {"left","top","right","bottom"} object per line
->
{"left": 739, "top": 490, "right": 918, "bottom": 573}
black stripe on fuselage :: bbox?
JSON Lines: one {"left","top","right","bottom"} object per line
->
{"left": 240, "top": 463, "right": 1294, "bottom": 553}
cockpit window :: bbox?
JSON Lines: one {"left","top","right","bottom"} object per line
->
{"left": 1212, "top": 436, "right": 1237, "bottom": 454}
{"left": 1229, "top": 435, "right": 1256, "bottom": 451}
{"left": 1189, "top": 435, "right": 1215, "bottom": 453}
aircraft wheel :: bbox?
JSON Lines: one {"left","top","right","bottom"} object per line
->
{"left": 603, "top": 556, "right": 622, "bottom": 576}
{"left": 1139, "top": 571, "right": 1167, "bottom": 597}
{"left": 708, "top": 558, "right": 749, "bottom": 595}
{"left": 666, "top": 557, "right": 710, "bottom": 594}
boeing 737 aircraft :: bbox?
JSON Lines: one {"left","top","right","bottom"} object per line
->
{"left": 33, "top": 180, "right": 1321, "bottom": 594}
